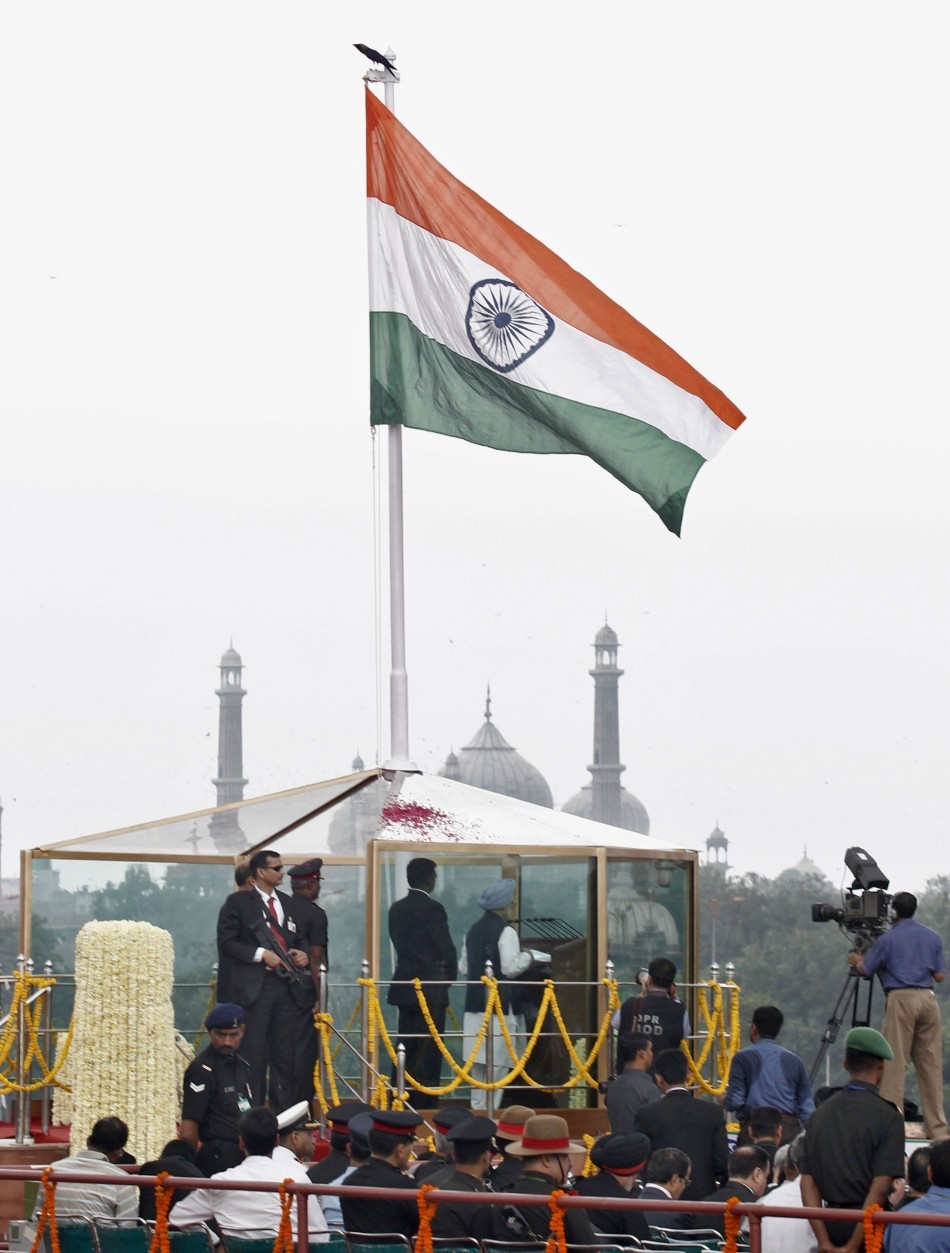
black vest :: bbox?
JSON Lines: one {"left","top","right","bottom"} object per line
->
{"left": 616, "top": 991, "right": 685, "bottom": 1070}
{"left": 464, "top": 911, "right": 513, "bottom": 1013}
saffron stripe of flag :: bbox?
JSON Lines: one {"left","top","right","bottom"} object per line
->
{"left": 365, "top": 88, "right": 746, "bottom": 535}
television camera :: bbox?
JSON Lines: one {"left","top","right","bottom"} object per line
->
{"left": 808, "top": 847, "right": 891, "bottom": 1084}
{"left": 811, "top": 846, "right": 891, "bottom": 953}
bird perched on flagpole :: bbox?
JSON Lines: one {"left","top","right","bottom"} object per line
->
{"left": 354, "top": 43, "right": 399, "bottom": 77}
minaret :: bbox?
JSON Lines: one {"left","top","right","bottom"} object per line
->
{"left": 213, "top": 643, "right": 248, "bottom": 807}
{"left": 588, "top": 621, "right": 625, "bottom": 827}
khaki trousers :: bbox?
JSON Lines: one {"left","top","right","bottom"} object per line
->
{"left": 880, "top": 986, "right": 948, "bottom": 1139}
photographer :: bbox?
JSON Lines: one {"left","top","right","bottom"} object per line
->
{"left": 848, "top": 892, "right": 948, "bottom": 1139}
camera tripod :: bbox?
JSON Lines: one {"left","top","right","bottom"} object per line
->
{"left": 809, "top": 957, "right": 876, "bottom": 1086}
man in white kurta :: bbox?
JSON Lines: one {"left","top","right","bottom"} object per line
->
{"left": 460, "top": 878, "right": 533, "bottom": 1110}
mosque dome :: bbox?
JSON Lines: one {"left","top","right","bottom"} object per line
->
{"left": 220, "top": 645, "right": 242, "bottom": 667}
{"left": 606, "top": 862, "right": 679, "bottom": 951}
{"left": 561, "top": 785, "right": 650, "bottom": 835}
{"left": 439, "top": 690, "right": 553, "bottom": 808}
{"left": 777, "top": 847, "right": 828, "bottom": 884}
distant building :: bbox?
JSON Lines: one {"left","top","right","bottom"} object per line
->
{"left": 777, "top": 847, "right": 828, "bottom": 884}
{"left": 706, "top": 823, "right": 730, "bottom": 870}
{"left": 562, "top": 622, "right": 649, "bottom": 834}
{"left": 439, "top": 687, "right": 553, "bottom": 807}
{"left": 209, "top": 644, "right": 247, "bottom": 853}
{"left": 328, "top": 753, "right": 387, "bottom": 856}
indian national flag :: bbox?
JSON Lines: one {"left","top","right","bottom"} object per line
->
{"left": 366, "top": 89, "right": 746, "bottom": 536}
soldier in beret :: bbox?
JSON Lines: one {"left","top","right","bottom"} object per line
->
{"left": 575, "top": 1132, "right": 653, "bottom": 1241}
{"left": 430, "top": 1117, "right": 497, "bottom": 1240}
{"left": 800, "top": 1026, "right": 905, "bottom": 1253}
{"left": 180, "top": 1003, "right": 254, "bottom": 1175}
{"left": 340, "top": 1109, "right": 425, "bottom": 1237}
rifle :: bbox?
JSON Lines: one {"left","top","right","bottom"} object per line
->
{"left": 251, "top": 917, "right": 305, "bottom": 985}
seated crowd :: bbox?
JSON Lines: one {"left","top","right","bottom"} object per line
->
{"left": 33, "top": 1010, "right": 950, "bottom": 1253}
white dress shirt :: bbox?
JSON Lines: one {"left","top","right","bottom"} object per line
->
{"left": 169, "top": 1153, "right": 327, "bottom": 1241}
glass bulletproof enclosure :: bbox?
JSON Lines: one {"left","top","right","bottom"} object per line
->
{"left": 369, "top": 843, "right": 696, "bottom": 1099}
{"left": 24, "top": 846, "right": 692, "bottom": 1098}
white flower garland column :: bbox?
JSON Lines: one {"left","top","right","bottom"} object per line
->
{"left": 70, "top": 921, "right": 178, "bottom": 1161}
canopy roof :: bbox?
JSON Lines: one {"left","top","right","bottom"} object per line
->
{"left": 29, "top": 769, "right": 380, "bottom": 861}
{"left": 381, "top": 772, "right": 699, "bottom": 854}
{"left": 27, "top": 769, "right": 699, "bottom": 863}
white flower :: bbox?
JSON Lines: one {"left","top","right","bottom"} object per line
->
{"left": 70, "top": 921, "right": 179, "bottom": 1161}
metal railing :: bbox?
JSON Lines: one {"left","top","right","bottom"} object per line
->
{"left": 1, "top": 1162, "right": 945, "bottom": 1253}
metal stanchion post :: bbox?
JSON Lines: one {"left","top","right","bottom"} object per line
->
{"left": 396, "top": 1042, "right": 406, "bottom": 1102}
{"left": 483, "top": 961, "right": 495, "bottom": 1119}
{"left": 604, "top": 959, "right": 615, "bottom": 1081}
{"left": 316, "top": 964, "right": 328, "bottom": 1104}
{"left": 40, "top": 959, "right": 53, "bottom": 1134}
{"left": 360, "top": 959, "right": 371, "bottom": 1102}
{"left": 15, "top": 954, "right": 32, "bottom": 1144}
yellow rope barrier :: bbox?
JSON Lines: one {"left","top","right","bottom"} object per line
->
{"left": 680, "top": 978, "right": 742, "bottom": 1096}
{"left": 0, "top": 971, "right": 74, "bottom": 1093}
{"left": 312, "top": 1011, "right": 341, "bottom": 1114}
{"left": 353, "top": 974, "right": 620, "bottom": 1099}
{"left": 312, "top": 974, "right": 738, "bottom": 1106}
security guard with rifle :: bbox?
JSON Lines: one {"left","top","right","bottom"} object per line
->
{"left": 216, "top": 849, "right": 311, "bottom": 1108}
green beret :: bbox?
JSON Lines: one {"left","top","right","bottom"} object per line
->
{"left": 845, "top": 1026, "right": 894, "bottom": 1060}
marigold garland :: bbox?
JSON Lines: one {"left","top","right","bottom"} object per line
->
{"left": 352, "top": 971, "right": 735, "bottom": 1104}
{"left": 416, "top": 1183, "right": 439, "bottom": 1253}
{"left": 864, "top": 1203, "right": 885, "bottom": 1253}
{"left": 313, "top": 1011, "right": 340, "bottom": 1113}
{"left": 29, "top": 1168, "right": 60, "bottom": 1253}
{"left": 147, "top": 1172, "right": 173, "bottom": 1253}
{"left": 581, "top": 1134, "right": 597, "bottom": 1178}
{"left": 276, "top": 1180, "right": 295, "bottom": 1253}
{"left": 545, "top": 1189, "right": 568, "bottom": 1253}
{"left": 722, "top": 1194, "right": 741, "bottom": 1253}
{"left": 356, "top": 973, "right": 620, "bottom": 1100}
{"left": 680, "top": 979, "right": 742, "bottom": 1096}
{"left": 0, "top": 972, "right": 75, "bottom": 1093}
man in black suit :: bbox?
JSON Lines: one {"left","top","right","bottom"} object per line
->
{"left": 632, "top": 1048, "right": 729, "bottom": 1201}
{"left": 639, "top": 1146, "right": 696, "bottom": 1231}
{"left": 701, "top": 1145, "right": 770, "bottom": 1235}
{"left": 387, "top": 856, "right": 457, "bottom": 1107}
{"left": 216, "top": 848, "right": 311, "bottom": 1107}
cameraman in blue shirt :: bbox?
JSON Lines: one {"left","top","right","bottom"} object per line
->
{"left": 850, "top": 892, "right": 948, "bottom": 1138}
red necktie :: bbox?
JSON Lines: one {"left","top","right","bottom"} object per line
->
{"left": 267, "top": 896, "right": 287, "bottom": 950}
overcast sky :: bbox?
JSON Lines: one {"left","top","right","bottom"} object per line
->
{"left": 2, "top": 2, "right": 948, "bottom": 895}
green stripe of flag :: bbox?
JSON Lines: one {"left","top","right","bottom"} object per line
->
{"left": 370, "top": 312, "right": 705, "bottom": 535}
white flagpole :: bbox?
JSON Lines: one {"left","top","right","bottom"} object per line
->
{"left": 365, "top": 49, "right": 417, "bottom": 773}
